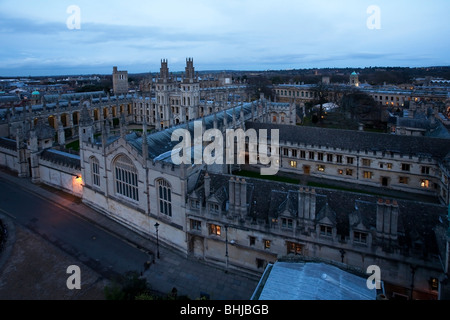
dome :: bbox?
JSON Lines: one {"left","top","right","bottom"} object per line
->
{"left": 351, "top": 72, "right": 357, "bottom": 76}
{"left": 32, "top": 90, "right": 40, "bottom": 95}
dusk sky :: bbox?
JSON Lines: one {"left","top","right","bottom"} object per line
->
{"left": 0, "top": 0, "right": 449, "bottom": 76}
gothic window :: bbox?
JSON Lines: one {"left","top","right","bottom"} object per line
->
{"left": 114, "top": 155, "right": 139, "bottom": 201}
{"left": 157, "top": 179, "right": 172, "bottom": 216}
{"left": 90, "top": 156, "right": 100, "bottom": 187}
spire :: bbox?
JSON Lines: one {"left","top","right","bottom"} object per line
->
{"left": 79, "top": 102, "right": 93, "bottom": 127}
{"left": 120, "top": 112, "right": 127, "bottom": 138}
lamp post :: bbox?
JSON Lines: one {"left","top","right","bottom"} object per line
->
{"left": 225, "top": 225, "right": 229, "bottom": 272}
{"left": 154, "top": 222, "right": 160, "bottom": 259}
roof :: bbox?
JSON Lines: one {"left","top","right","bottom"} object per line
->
{"left": 252, "top": 261, "right": 377, "bottom": 300}
{"left": 245, "top": 122, "right": 450, "bottom": 159}
{"left": 196, "top": 171, "right": 448, "bottom": 257}
{"left": 125, "top": 101, "right": 263, "bottom": 161}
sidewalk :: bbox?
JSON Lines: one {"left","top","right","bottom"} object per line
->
{"left": 0, "top": 169, "right": 260, "bottom": 300}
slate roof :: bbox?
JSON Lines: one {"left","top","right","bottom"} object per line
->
{"left": 194, "top": 171, "right": 448, "bottom": 257}
{"left": 0, "top": 137, "right": 17, "bottom": 151}
{"left": 40, "top": 149, "right": 81, "bottom": 169}
{"left": 245, "top": 122, "right": 450, "bottom": 159}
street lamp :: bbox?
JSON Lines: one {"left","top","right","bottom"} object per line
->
{"left": 154, "top": 222, "right": 160, "bottom": 259}
{"left": 225, "top": 225, "right": 229, "bottom": 272}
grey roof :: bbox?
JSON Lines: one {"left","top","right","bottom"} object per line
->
{"left": 253, "top": 261, "right": 377, "bottom": 300}
{"left": 245, "top": 122, "right": 450, "bottom": 159}
{"left": 126, "top": 102, "right": 259, "bottom": 161}
{"left": 40, "top": 149, "right": 81, "bottom": 169}
{"left": 198, "top": 171, "right": 448, "bottom": 256}
{"left": 0, "top": 137, "right": 17, "bottom": 151}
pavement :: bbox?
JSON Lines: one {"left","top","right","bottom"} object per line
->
{"left": 0, "top": 168, "right": 260, "bottom": 300}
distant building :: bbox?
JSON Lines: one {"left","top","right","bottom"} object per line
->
{"left": 112, "top": 66, "right": 129, "bottom": 95}
{"left": 350, "top": 71, "right": 360, "bottom": 87}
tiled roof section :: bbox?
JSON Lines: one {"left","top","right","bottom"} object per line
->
{"left": 0, "top": 137, "right": 17, "bottom": 151}
{"left": 245, "top": 122, "right": 450, "bottom": 158}
{"left": 40, "top": 149, "right": 81, "bottom": 169}
{"left": 199, "top": 171, "right": 448, "bottom": 256}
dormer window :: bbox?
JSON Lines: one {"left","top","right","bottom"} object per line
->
{"left": 191, "top": 200, "right": 200, "bottom": 209}
{"left": 281, "top": 218, "right": 293, "bottom": 229}
{"left": 320, "top": 225, "right": 332, "bottom": 237}
{"left": 353, "top": 231, "right": 368, "bottom": 245}
{"left": 209, "top": 203, "right": 220, "bottom": 214}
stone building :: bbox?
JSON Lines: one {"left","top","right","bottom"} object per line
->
{"left": 112, "top": 66, "right": 129, "bottom": 95}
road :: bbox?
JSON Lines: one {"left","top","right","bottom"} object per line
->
{"left": 0, "top": 177, "right": 151, "bottom": 281}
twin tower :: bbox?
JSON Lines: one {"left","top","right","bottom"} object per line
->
{"left": 113, "top": 58, "right": 197, "bottom": 95}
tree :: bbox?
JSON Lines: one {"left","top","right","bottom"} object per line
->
{"left": 245, "top": 75, "right": 275, "bottom": 101}
{"left": 104, "top": 270, "right": 150, "bottom": 300}
{"left": 311, "top": 81, "right": 333, "bottom": 123}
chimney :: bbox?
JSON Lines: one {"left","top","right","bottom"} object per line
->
{"left": 376, "top": 199, "right": 399, "bottom": 240}
{"left": 240, "top": 179, "right": 247, "bottom": 217}
{"left": 229, "top": 177, "right": 235, "bottom": 214}
{"left": 309, "top": 189, "right": 316, "bottom": 221}
{"left": 390, "top": 200, "right": 399, "bottom": 240}
{"left": 376, "top": 199, "right": 385, "bottom": 237}
{"left": 204, "top": 173, "right": 210, "bottom": 199}
{"left": 234, "top": 178, "right": 241, "bottom": 216}
{"left": 298, "top": 187, "right": 311, "bottom": 220}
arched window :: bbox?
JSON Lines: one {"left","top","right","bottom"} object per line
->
{"left": 114, "top": 155, "right": 139, "bottom": 201}
{"left": 90, "top": 156, "right": 100, "bottom": 187}
{"left": 157, "top": 179, "right": 172, "bottom": 217}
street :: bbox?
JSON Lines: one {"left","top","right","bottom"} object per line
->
{"left": 0, "top": 177, "right": 151, "bottom": 280}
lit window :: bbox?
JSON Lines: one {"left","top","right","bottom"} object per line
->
{"left": 264, "top": 240, "right": 271, "bottom": 249}
{"left": 114, "top": 155, "right": 139, "bottom": 202}
{"left": 338, "top": 169, "right": 344, "bottom": 175}
{"left": 387, "top": 163, "right": 393, "bottom": 170}
{"left": 363, "top": 171, "right": 373, "bottom": 179}
{"left": 346, "top": 169, "right": 353, "bottom": 176}
{"left": 209, "top": 224, "right": 221, "bottom": 236}
{"left": 399, "top": 177, "right": 409, "bottom": 184}
{"left": 317, "top": 165, "right": 325, "bottom": 172}
{"left": 157, "top": 179, "right": 172, "bottom": 216}
{"left": 287, "top": 241, "right": 303, "bottom": 255}
{"left": 421, "top": 179, "right": 430, "bottom": 188}
{"left": 290, "top": 161, "right": 297, "bottom": 168}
